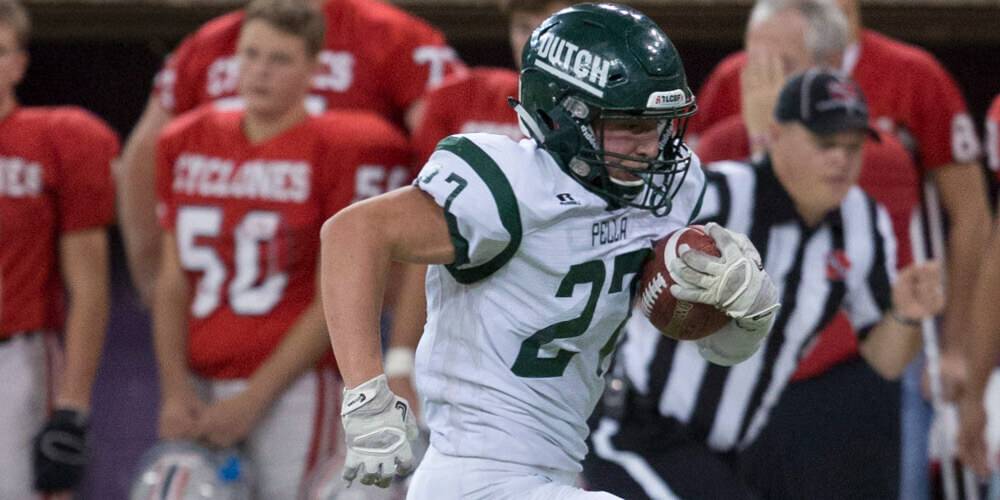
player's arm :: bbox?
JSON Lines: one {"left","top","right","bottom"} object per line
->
{"left": 31, "top": 227, "right": 110, "bottom": 493}
{"left": 117, "top": 97, "right": 174, "bottom": 307}
{"left": 56, "top": 228, "right": 110, "bottom": 411}
{"left": 196, "top": 262, "right": 331, "bottom": 448}
{"left": 958, "top": 221, "right": 1000, "bottom": 474}
{"left": 321, "top": 186, "right": 452, "bottom": 486}
{"left": 933, "top": 163, "right": 991, "bottom": 351}
{"left": 384, "top": 262, "right": 427, "bottom": 422}
{"left": 152, "top": 231, "right": 204, "bottom": 440}
{"left": 322, "top": 186, "right": 453, "bottom": 387}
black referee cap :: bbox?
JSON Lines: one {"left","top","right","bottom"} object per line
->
{"left": 774, "top": 68, "right": 879, "bottom": 141}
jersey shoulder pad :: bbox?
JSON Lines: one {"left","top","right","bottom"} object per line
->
{"left": 668, "top": 151, "right": 708, "bottom": 225}
{"left": 415, "top": 134, "right": 525, "bottom": 283}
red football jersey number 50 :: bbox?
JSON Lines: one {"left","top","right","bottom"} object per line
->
{"left": 177, "top": 206, "right": 288, "bottom": 318}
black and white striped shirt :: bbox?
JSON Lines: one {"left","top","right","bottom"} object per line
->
{"left": 616, "top": 158, "right": 897, "bottom": 452}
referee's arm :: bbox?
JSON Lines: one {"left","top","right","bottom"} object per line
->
{"left": 857, "top": 207, "right": 945, "bottom": 379}
{"left": 859, "top": 307, "right": 926, "bottom": 380}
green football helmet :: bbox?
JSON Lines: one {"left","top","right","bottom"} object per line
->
{"left": 512, "top": 3, "right": 697, "bottom": 215}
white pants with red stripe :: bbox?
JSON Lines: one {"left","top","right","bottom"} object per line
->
{"left": 0, "top": 332, "right": 60, "bottom": 499}
{"left": 199, "top": 367, "right": 341, "bottom": 500}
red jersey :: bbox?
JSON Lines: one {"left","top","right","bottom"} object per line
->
{"left": 691, "top": 29, "right": 979, "bottom": 171}
{"left": 154, "top": 0, "right": 465, "bottom": 126}
{"left": 987, "top": 94, "right": 1000, "bottom": 177}
{"left": 411, "top": 67, "right": 522, "bottom": 164}
{"left": 156, "top": 108, "right": 409, "bottom": 378}
{"left": 0, "top": 107, "right": 119, "bottom": 336}
{"left": 695, "top": 115, "right": 921, "bottom": 379}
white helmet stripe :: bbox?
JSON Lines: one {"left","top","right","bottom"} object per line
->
{"left": 534, "top": 59, "right": 605, "bottom": 98}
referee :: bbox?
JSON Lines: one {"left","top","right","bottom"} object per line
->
{"left": 583, "top": 69, "right": 945, "bottom": 499}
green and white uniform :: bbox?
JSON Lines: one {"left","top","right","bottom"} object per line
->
{"left": 412, "top": 133, "right": 705, "bottom": 473}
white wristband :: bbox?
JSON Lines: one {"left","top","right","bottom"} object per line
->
{"left": 384, "top": 347, "right": 415, "bottom": 378}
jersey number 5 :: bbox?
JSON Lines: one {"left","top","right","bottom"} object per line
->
{"left": 177, "top": 206, "right": 289, "bottom": 318}
{"left": 511, "top": 249, "right": 649, "bottom": 378}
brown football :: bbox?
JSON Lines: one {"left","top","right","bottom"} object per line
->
{"left": 638, "top": 225, "right": 731, "bottom": 340}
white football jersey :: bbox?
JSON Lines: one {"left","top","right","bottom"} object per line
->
{"left": 412, "top": 133, "right": 706, "bottom": 472}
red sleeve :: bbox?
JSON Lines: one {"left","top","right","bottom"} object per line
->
{"left": 688, "top": 52, "right": 746, "bottom": 140}
{"left": 986, "top": 94, "right": 1000, "bottom": 175}
{"left": 49, "top": 109, "right": 120, "bottom": 233}
{"left": 378, "top": 16, "right": 466, "bottom": 112}
{"left": 694, "top": 116, "right": 750, "bottom": 164}
{"left": 908, "top": 54, "right": 979, "bottom": 169}
{"left": 153, "top": 34, "right": 202, "bottom": 115}
{"left": 317, "top": 113, "right": 412, "bottom": 215}
{"left": 857, "top": 132, "right": 919, "bottom": 268}
{"left": 410, "top": 75, "right": 466, "bottom": 165}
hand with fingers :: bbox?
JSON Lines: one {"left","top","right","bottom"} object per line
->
{"left": 891, "top": 261, "right": 945, "bottom": 324}
{"left": 666, "top": 223, "right": 780, "bottom": 365}
{"left": 957, "top": 395, "right": 990, "bottom": 476}
{"left": 32, "top": 409, "right": 89, "bottom": 493}
{"left": 341, "top": 374, "right": 419, "bottom": 488}
{"left": 195, "top": 390, "right": 268, "bottom": 449}
{"left": 158, "top": 384, "right": 207, "bottom": 441}
{"left": 740, "top": 45, "right": 785, "bottom": 155}
{"left": 667, "top": 222, "right": 779, "bottom": 322}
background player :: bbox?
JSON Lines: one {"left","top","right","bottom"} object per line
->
{"left": 152, "top": 1, "right": 410, "bottom": 497}
{"left": 0, "top": 0, "right": 120, "bottom": 495}
{"left": 321, "top": 4, "right": 779, "bottom": 497}
{"left": 120, "top": 0, "right": 464, "bottom": 305}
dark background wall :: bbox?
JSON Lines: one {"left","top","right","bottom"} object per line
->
{"left": 17, "top": 2, "right": 1000, "bottom": 139}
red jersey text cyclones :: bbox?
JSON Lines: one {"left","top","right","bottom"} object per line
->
{"left": 156, "top": 107, "right": 409, "bottom": 378}
{"left": 0, "top": 107, "right": 118, "bottom": 336}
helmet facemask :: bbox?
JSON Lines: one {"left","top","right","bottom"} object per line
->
{"left": 527, "top": 94, "right": 696, "bottom": 216}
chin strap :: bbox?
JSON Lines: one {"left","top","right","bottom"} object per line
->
{"left": 508, "top": 97, "right": 546, "bottom": 145}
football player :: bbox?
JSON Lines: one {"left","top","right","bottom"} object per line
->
{"left": 320, "top": 4, "right": 780, "bottom": 498}
{"left": 957, "top": 93, "right": 1000, "bottom": 478}
{"left": 119, "top": 0, "right": 464, "bottom": 306}
{"left": 389, "top": 0, "right": 571, "bottom": 423}
{"left": 0, "top": 0, "right": 120, "bottom": 496}
{"left": 152, "top": 1, "right": 410, "bottom": 497}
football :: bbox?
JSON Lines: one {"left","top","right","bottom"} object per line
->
{"left": 638, "top": 225, "right": 731, "bottom": 340}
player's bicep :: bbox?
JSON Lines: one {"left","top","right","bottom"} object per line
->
{"left": 330, "top": 186, "right": 455, "bottom": 266}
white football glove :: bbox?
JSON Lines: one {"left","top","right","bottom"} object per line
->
{"left": 341, "top": 374, "right": 419, "bottom": 488}
{"left": 667, "top": 222, "right": 779, "bottom": 321}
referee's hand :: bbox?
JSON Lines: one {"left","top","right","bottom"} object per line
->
{"left": 891, "top": 261, "right": 944, "bottom": 323}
